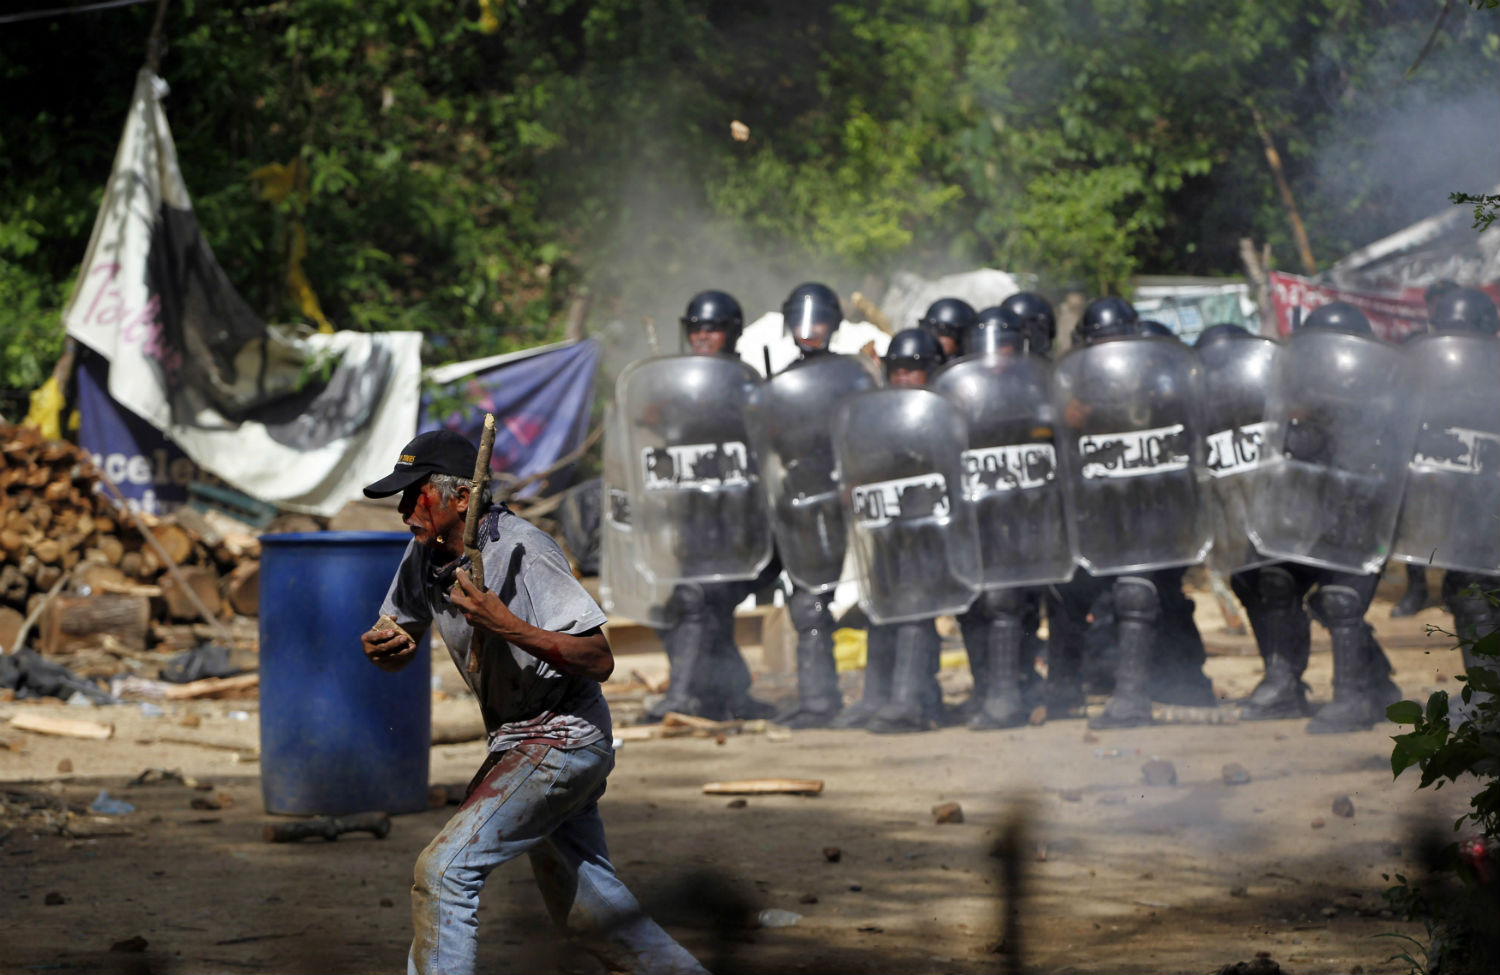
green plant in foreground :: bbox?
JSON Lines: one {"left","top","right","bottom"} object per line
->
{"left": 1382, "top": 593, "right": 1500, "bottom": 974}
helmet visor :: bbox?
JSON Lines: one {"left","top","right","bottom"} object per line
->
{"left": 785, "top": 295, "right": 838, "bottom": 349}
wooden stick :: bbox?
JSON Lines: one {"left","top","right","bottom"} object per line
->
{"left": 701, "top": 778, "right": 824, "bottom": 796}
{"left": 463, "top": 414, "right": 498, "bottom": 674}
{"left": 8, "top": 712, "right": 114, "bottom": 740}
{"left": 159, "top": 673, "right": 260, "bottom": 700}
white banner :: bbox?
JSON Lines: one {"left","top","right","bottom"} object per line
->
{"left": 61, "top": 70, "right": 419, "bottom": 516}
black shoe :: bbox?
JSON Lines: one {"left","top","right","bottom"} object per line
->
{"left": 1390, "top": 588, "right": 1429, "bottom": 618}
{"left": 1087, "top": 696, "right": 1152, "bottom": 729}
{"left": 775, "top": 703, "right": 841, "bottom": 729}
{"left": 729, "top": 695, "right": 781, "bottom": 721}
{"left": 829, "top": 700, "right": 881, "bottom": 729}
{"left": 1239, "top": 678, "right": 1311, "bottom": 720}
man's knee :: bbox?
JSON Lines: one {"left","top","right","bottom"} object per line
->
{"left": 668, "top": 584, "right": 709, "bottom": 621}
{"left": 980, "top": 588, "right": 1026, "bottom": 617}
{"left": 1113, "top": 576, "right": 1158, "bottom": 623}
{"left": 1256, "top": 565, "right": 1299, "bottom": 608}
{"left": 788, "top": 588, "right": 832, "bottom": 631}
{"left": 1309, "top": 584, "right": 1362, "bottom": 625}
{"left": 413, "top": 836, "right": 449, "bottom": 896}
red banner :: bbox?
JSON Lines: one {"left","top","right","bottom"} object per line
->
{"left": 1267, "top": 272, "right": 1427, "bottom": 342}
{"left": 1269, "top": 272, "right": 1500, "bottom": 342}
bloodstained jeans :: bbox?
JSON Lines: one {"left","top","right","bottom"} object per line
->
{"left": 408, "top": 739, "right": 707, "bottom": 974}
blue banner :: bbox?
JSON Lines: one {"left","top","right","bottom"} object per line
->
{"left": 75, "top": 351, "right": 203, "bottom": 515}
{"left": 419, "top": 340, "right": 600, "bottom": 497}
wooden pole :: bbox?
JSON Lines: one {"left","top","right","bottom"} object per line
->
{"left": 463, "top": 415, "right": 497, "bottom": 673}
{"left": 1248, "top": 103, "right": 1318, "bottom": 277}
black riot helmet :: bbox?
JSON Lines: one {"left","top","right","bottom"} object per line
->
{"left": 782, "top": 282, "right": 843, "bottom": 354}
{"left": 1000, "top": 291, "right": 1056, "bottom": 355}
{"left": 917, "top": 297, "right": 977, "bottom": 359}
{"left": 883, "top": 328, "right": 942, "bottom": 386}
{"left": 1139, "top": 319, "right": 1176, "bottom": 340}
{"left": 680, "top": 289, "right": 743, "bottom": 353}
{"left": 1429, "top": 287, "right": 1500, "bottom": 336}
{"left": 966, "top": 305, "right": 1026, "bottom": 357}
{"left": 1301, "top": 301, "right": 1373, "bottom": 337}
{"left": 1193, "top": 322, "right": 1251, "bottom": 349}
{"left": 1074, "top": 296, "right": 1140, "bottom": 346}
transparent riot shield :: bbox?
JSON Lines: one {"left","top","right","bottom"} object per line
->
{"left": 832, "top": 387, "right": 980, "bottom": 623}
{"left": 1247, "top": 329, "right": 1418, "bottom": 575}
{"left": 598, "top": 406, "right": 673, "bottom": 624}
{"left": 743, "top": 353, "right": 879, "bottom": 593}
{"left": 1051, "top": 336, "right": 1211, "bottom": 574}
{"left": 1197, "top": 334, "right": 1278, "bottom": 576}
{"left": 615, "top": 354, "right": 773, "bottom": 583}
{"left": 930, "top": 352, "right": 1076, "bottom": 588}
{"left": 1391, "top": 333, "right": 1500, "bottom": 574}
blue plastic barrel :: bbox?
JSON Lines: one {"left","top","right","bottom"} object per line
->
{"left": 258, "top": 532, "right": 431, "bottom": 815}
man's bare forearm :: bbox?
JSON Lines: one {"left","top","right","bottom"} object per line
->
{"left": 497, "top": 621, "right": 614, "bottom": 682}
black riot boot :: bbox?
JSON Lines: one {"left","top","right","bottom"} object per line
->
{"left": 776, "top": 587, "right": 844, "bottom": 728}
{"left": 1148, "top": 568, "right": 1218, "bottom": 706}
{"left": 969, "top": 589, "right": 1029, "bottom": 730}
{"left": 956, "top": 605, "right": 990, "bottom": 720}
{"left": 832, "top": 625, "right": 895, "bottom": 729}
{"left": 644, "top": 584, "right": 711, "bottom": 722}
{"left": 1307, "top": 585, "right": 1380, "bottom": 734}
{"left": 1089, "top": 576, "right": 1157, "bottom": 729}
{"left": 1391, "top": 563, "right": 1430, "bottom": 618}
{"left": 1240, "top": 566, "right": 1312, "bottom": 720}
{"left": 686, "top": 585, "right": 777, "bottom": 721}
{"left": 868, "top": 621, "right": 940, "bottom": 734}
{"left": 1043, "top": 588, "right": 1087, "bottom": 718}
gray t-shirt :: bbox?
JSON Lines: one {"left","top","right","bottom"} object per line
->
{"left": 379, "top": 507, "right": 612, "bottom": 752}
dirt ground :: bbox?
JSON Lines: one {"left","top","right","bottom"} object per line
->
{"left": 0, "top": 570, "right": 1476, "bottom": 975}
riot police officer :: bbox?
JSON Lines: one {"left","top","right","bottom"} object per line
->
{"left": 1398, "top": 287, "right": 1500, "bottom": 714}
{"left": 852, "top": 328, "right": 952, "bottom": 733}
{"left": 999, "top": 292, "right": 1058, "bottom": 358}
{"left": 750, "top": 283, "right": 877, "bottom": 729}
{"left": 918, "top": 298, "right": 978, "bottom": 362}
{"left": 1241, "top": 300, "right": 1403, "bottom": 733}
{"left": 1392, "top": 279, "right": 1463, "bottom": 618}
{"left": 1049, "top": 297, "right": 1217, "bottom": 728}
{"left": 965, "top": 305, "right": 1027, "bottom": 358}
{"left": 643, "top": 290, "right": 777, "bottom": 722}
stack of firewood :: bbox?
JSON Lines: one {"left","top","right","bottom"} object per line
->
{"left": 0, "top": 422, "right": 263, "bottom": 658}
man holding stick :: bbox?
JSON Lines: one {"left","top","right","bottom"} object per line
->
{"left": 360, "top": 429, "right": 707, "bottom": 975}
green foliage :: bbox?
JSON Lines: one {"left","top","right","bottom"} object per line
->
{"left": 1388, "top": 618, "right": 1500, "bottom": 840}
{"left": 2, "top": 0, "right": 1497, "bottom": 395}
{"left": 1451, "top": 191, "right": 1500, "bottom": 232}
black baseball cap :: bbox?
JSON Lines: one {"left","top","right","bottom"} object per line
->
{"left": 363, "top": 430, "right": 478, "bottom": 499}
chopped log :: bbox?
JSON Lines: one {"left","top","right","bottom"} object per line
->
{"left": 151, "top": 622, "right": 199, "bottom": 653}
{"left": 32, "top": 563, "right": 62, "bottom": 592}
{"left": 701, "top": 779, "right": 825, "bottom": 796}
{"left": 225, "top": 561, "right": 259, "bottom": 616}
{"left": 161, "top": 565, "right": 221, "bottom": 621}
{"left": 98, "top": 580, "right": 163, "bottom": 598}
{"left": 119, "top": 551, "right": 144, "bottom": 578}
{"left": 43, "top": 479, "right": 72, "bottom": 505}
{"left": 0, "top": 529, "right": 25, "bottom": 557}
{"left": 27, "top": 504, "right": 52, "bottom": 532}
{"left": 0, "top": 605, "right": 24, "bottom": 653}
{"left": 41, "top": 593, "right": 151, "bottom": 655}
{"left": 92, "top": 535, "right": 125, "bottom": 565}
{"left": 0, "top": 563, "right": 27, "bottom": 605}
{"left": 19, "top": 554, "right": 43, "bottom": 581}
{"left": 77, "top": 564, "right": 128, "bottom": 594}
{"left": 8, "top": 712, "right": 114, "bottom": 741}
{"left": 150, "top": 522, "right": 194, "bottom": 565}
{"left": 31, "top": 538, "right": 62, "bottom": 565}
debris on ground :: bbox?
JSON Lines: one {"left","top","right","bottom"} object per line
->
{"left": 1332, "top": 795, "right": 1355, "bottom": 818}
{"left": 1142, "top": 759, "right": 1177, "bottom": 786}
{"left": 931, "top": 801, "right": 964, "bottom": 824}
{"left": 1222, "top": 762, "right": 1252, "bottom": 785}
